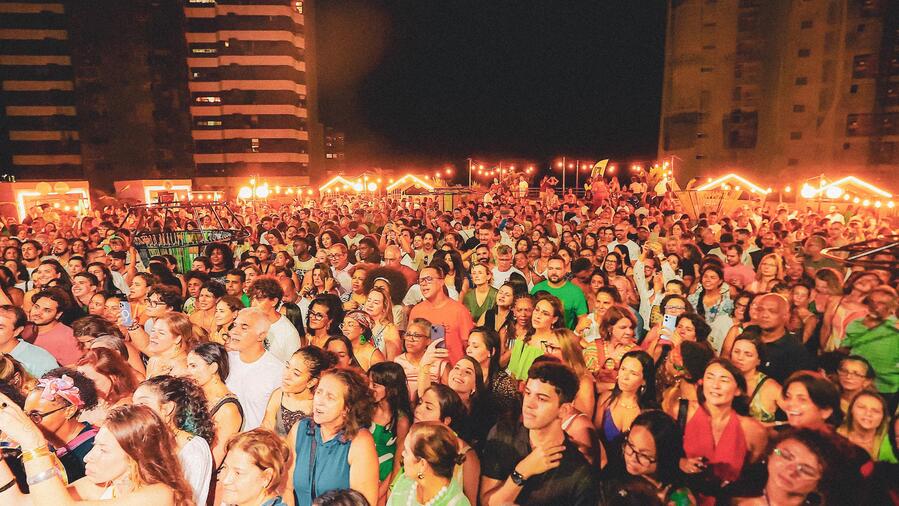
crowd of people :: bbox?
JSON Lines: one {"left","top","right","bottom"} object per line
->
{"left": 0, "top": 176, "right": 897, "bottom": 506}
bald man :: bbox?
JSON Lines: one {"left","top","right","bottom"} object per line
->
{"left": 383, "top": 244, "right": 419, "bottom": 287}
{"left": 224, "top": 307, "right": 285, "bottom": 429}
{"left": 754, "top": 293, "right": 816, "bottom": 383}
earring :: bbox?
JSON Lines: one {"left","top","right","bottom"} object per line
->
{"left": 638, "top": 385, "right": 645, "bottom": 396}
{"left": 417, "top": 471, "right": 425, "bottom": 480}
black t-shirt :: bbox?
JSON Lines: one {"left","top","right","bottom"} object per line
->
{"left": 481, "top": 421, "right": 600, "bottom": 506}
{"left": 761, "top": 332, "right": 816, "bottom": 383}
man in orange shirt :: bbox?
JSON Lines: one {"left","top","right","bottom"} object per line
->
{"left": 408, "top": 264, "right": 474, "bottom": 364}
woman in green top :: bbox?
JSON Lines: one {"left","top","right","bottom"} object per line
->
{"left": 369, "top": 362, "right": 413, "bottom": 504}
{"left": 730, "top": 332, "right": 780, "bottom": 424}
{"left": 507, "top": 293, "right": 563, "bottom": 380}
{"left": 462, "top": 263, "right": 497, "bottom": 324}
{"left": 388, "top": 421, "right": 470, "bottom": 506}
{"left": 838, "top": 390, "right": 897, "bottom": 463}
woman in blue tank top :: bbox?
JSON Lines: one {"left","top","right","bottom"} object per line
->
{"left": 285, "top": 367, "right": 379, "bottom": 506}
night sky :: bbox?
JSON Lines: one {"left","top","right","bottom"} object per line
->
{"left": 316, "top": 1, "right": 668, "bottom": 170}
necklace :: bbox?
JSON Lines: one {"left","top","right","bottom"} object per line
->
{"left": 408, "top": 481, "right": 450, "bottom": 506}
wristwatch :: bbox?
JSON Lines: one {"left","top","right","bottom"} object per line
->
{"left": 510, "top": 470, "right": 526, "bottom": 486}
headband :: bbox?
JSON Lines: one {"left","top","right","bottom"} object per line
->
{"left": 345, "top": 310, "right": 374, "bottom": 330}
{"left": 38, "top": 375, "right": 83, "bottom": 409}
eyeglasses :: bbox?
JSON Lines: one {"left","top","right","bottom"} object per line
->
{"left": 404, "top": 332, "right": 429, "bottom": 342}
{"left": 837, "top": 368, "right": 867, "bottom": 379}
{"left": 309, "top": 310, "right": 326, "bottom": 320}
{"left": 771, "top": 447, "right": 822, "bottom": 480}
{"left": 539, "top": 340, "right": 561, "bottom": 354}
{"left": 146, "top": 299, "right": 163, "bottom": 308}
{"left": 27, "top": 405, "right": 69, "bottom": 424}
{"left": 418, "top": 276, "right": 435, "bottom": 286}
{"left": 665, "top": 305, "right": 686, "bottom": 312}
{"left": 622, "top": 437, "right": 656, "bottom": 466}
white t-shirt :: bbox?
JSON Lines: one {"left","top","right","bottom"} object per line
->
{"left": 226, "top": 350, "right": 285, "bottom": 430}
{"left": 179, "top": 435, "right": 212, "bottom": 506}
{"left": 491, "top": 266, "right": 523, "bottom": 289}
{"left": 267, "top": 315, "right": 301, "bottom": 362}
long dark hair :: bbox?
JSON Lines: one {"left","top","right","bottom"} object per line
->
{"left": 469, "top": 326, "right": 502, "bottom": 384}
{"left": 368, "top": 362, "right": 412, "bottom": 434}
{"left": 141, "top": 375, "right": 216, "bottom": 444}
{"left": 628, "top": 410, "right": 686, "bottom": 487}
{"left": 608, "top": 350, "right": 657, "bottom": 410}
{"left": 441, "top": 249, "right": 467, "bottom": 292}
{"left": 323, "top": 334, "right": 360, "bottom": 369}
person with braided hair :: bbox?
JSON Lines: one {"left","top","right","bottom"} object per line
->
{"left": 133, "top": 374, "right": 214, "bottom": 505}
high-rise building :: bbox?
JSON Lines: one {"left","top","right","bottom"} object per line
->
{"left": 658, "top": 0, "right": 898, "bottom": 187}
{"left": 324, "top": 126, "right": 345, "bottom": 171}
{"left": 183, "top": 0, "right": 321, "bottom": 179}
{"left": 66, "top": 0, "right": 195, "bottom": 187}
{"left": 0, "top": 1, "right": 82, "bottom": 179}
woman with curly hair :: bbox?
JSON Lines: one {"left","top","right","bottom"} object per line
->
{"left": 205, "top": 242, "right": 235, "bottom": 282}
{"left": 285, "top": 367, "right": 379, "bottom": 506}
{"left": 133, "top": 374, "right": 215, "bottom": 505}
{"left": 0, "top": 403, "right": 196, "bottom": 505}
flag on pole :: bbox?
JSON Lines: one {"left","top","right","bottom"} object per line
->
{"left": 591, "top": 159, "right": 609, "bottom": 178}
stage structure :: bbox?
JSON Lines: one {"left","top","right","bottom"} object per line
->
{"left": 118, "top": 201, "right": 248, "bottom": 274}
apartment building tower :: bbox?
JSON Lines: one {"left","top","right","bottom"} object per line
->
{"left": 659, "top": 0, "right": 898, "bottom": 187}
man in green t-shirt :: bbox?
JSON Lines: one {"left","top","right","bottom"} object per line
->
{"left": 530, "top": 256, "right": 588, "bottom": 329}
{"left": 842, "top": 286, "right": 899, "bottom": 410}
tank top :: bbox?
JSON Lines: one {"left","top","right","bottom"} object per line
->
{"left": 210, "top": 395, "right": 245, "bottom": 432}
{"left": 600, "top": 408, "right": 623, "bottom": 445}
{"left": 276, "top": 392, "right": 309, "bottom": 437}
{"left": 371, "top": 422, "right": 398, "bottom": 481}
{"left": 748, "top": 374, "right": 775, "bottom": 423}
{"left": 292, "top": 418, "right": 352, "bottom": 506}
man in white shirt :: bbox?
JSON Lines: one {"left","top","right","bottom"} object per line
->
{"left": 248, "top": 276, "right": 301, "bottom": 362}
{"left": 225, "top": 307, "right": 285, "bottom": 429}
{"left": 608, "top": 223, "right": 640, "bottom": 266}
{"left": 328, "top": 243, "right": 354, "bottom": 293}
{"left": 491, "top": 245, "right": 523, "bottom": 289}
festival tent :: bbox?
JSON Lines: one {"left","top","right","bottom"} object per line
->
{"left": 0, "top": 180, "right": 91, "bottom": 221}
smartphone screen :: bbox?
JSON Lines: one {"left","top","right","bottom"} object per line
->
{"left": 119, "top": 301, "right": 133, "bottom": 327}
{"left": 431, "top": 324, "right": 446, "bottom": 347}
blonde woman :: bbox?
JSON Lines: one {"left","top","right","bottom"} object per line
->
{"left": 364, "top": 286, "right": 402, "bottom": 360}
{"left": 537, "top": 328, "right": 596, "bottom": 418}
{"left": 746, "top": 253, "right": 784, "bottom": 294}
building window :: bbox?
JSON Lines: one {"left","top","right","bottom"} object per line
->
{"left": 793, "top": 104, "right": 806, "bottom": 112}
{"left": 195, "top": 96, "right": 221, "bottom": 103}
{"left": 850, "top": 84, "right": 859, "bottom": 93}
{"left": 790, "top": 131, "right": 803, "bottom": 140}
{"left": 733, "top": 87, "right": 742, "bottom": 100}
{"left": 798, "top": 49, "right": 811, "bottom": 57}
{"left": 295, "top": 1, "right": 303, "bottom": 14}
{"left": 852, "top": 54, "right": 876, "bottom": 78}
{"left": 843, "top": 142, "right": 851, "bottom": 150}
{"left": 857, "top": 24, "right": 866, "bottom": 32}
{"left": 191, "top": 48, "right": 217, "bottom": 55}
{"left": 800, "top": 20, "right": 813, "bottom": 29}
{"left": 250, "top": 138, "right": 260, "bottom": 153}
{"left": 787, "top": 158, "right": 799, "bottom": 166}
{"left": 700, "top": 66, "right": 715, "bottom": 73}
{"left": 795, "top": 77, "right": 808, "bottom": 85}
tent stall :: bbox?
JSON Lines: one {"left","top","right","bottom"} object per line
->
{"left": 0, "top": 180, "right": 91, "bottom": 221}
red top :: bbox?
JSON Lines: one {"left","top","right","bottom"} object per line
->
{"left": 683, "top": 406, "right": 748, "bottom": 506}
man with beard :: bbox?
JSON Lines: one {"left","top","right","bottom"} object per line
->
{"left": 530, "top": 256, "right": 588, "bottom": 330}
{"left": 21, "top": 239, "right": 43, "bottom": 276}
{"left": 408, "top": 264, "right": 473, "bottom": 364}
{"left": 50, "top": 237, "right": 71, "bottom": 264}
{"left": 481, "top": 361, "right": 599, "bottom": 506}
{"left": 29, "top": 288, "right": 81, "bottom": 365}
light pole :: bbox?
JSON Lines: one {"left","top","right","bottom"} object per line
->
{"left": 467, "top": 158, "right": 473, "bottom": 187}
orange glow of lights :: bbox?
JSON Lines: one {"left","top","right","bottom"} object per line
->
{"left": 887, "top": 201, "right": 895, "bottom": 208}
{"left": 387, "top": 174, "right": 435, "bottom": 192}
{"left": 810, "top": 176, "right": 892, "bottom": 199}
{"left": 696, "top": 173, "right": 768, "bottom": 194}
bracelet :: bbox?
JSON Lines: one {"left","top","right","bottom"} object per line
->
{"left": 0, "top": 478, "right": 15, "bottom": 493}
{"left": 20, "top": 446, "right": 50, "bottom": 463}
{"left": 26, "top": 467, "right": 60, "bottom": 486}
